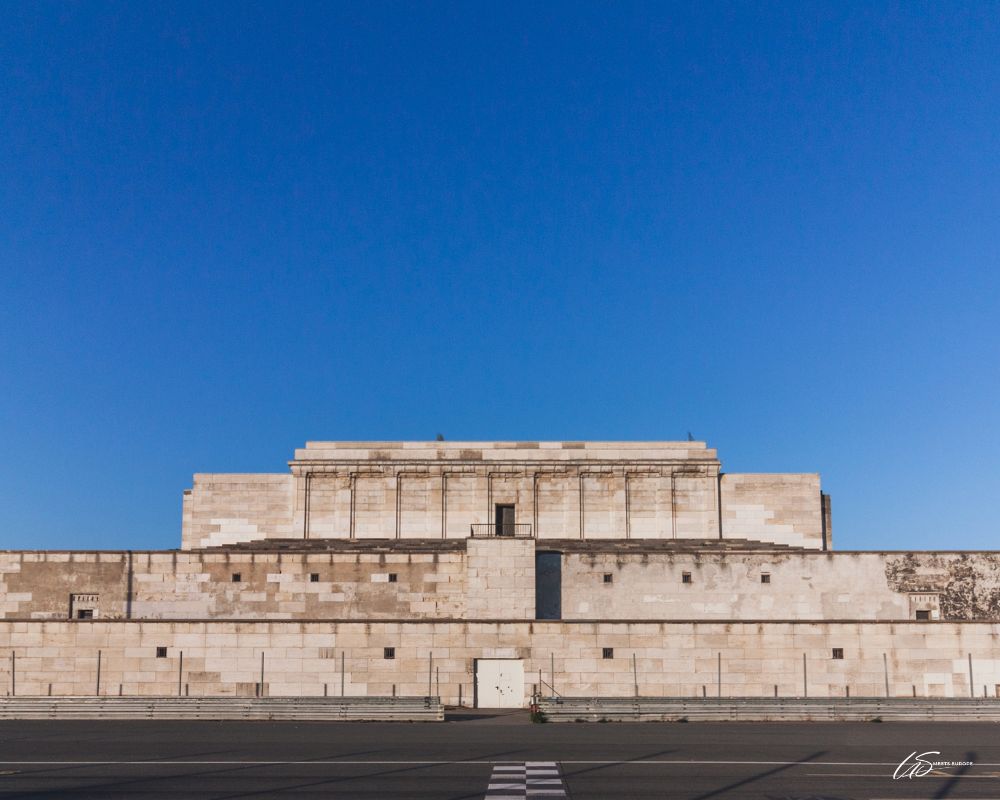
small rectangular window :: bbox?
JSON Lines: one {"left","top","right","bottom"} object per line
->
{"left": 76, "top": 609, "right": 94, "bottom": 620}
{"left": 682, "top": 572, "right": 692, "bottom": 584}
{"left": 603, "top": 573, "right": 613, "bottom": 584}
{"left": 915, "top": 610, "right": 931, "bottom": 620}
{"left": 388, "top": 573, "right": 398, "bottom": 583}
{"left": 231, "top": 573, "right": 242, "bottom": 583}
{"left": 761, "top": 573, "right": 771, "bottom": 584}
{"left": 602, "top": 647, "right": 614, "bottom": 659}
{"left": 310, "top": 573, "right": 320, "bottom": 583}
{"left": 832, "top": 648, "right": 844, "bottom": 660}
{"left": 156, "top": 646, "right": 168, "bottom": 658}
{"left": 383, "top": 647, "right": 395, "bottom": 659}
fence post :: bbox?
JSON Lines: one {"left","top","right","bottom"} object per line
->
{"left": 717, "top": 652, "right": 721, "bottom": 698}
{"left": 96, "top": 650, "right": 102, "bottom": 696}
{"left": 260, "top": 652, "right": 265, "bottom": 697}
{"left": 436, "top": 666, "right": 440, "bottom": 700}
{"left": 802, "top": 653, "right": 807, "bottom": 698}
{"left": 968, "top": 654, "right": 974, "bottom": 698}
{"left": 10, "top": 652, "right": 14, "bottom": 697}
{"left": 459, "top": 684, "right": 463, "bottom": 707}
{"left": 428, "top": 652, "right": 433, "bottom": 698}
{"left": 632, "top": 653, "right": 639, "bottom": 698}
{"left": 883, "top": 653, "right": 889, "bottom": 697}
{"left": 551, "top": 653, "right": 555, "bottom": 696}
{"left": 178, "top": 651, "right": 183, "bottom": 697}
{"left": 341, "top": 652, "right": 345, "bottom": 697}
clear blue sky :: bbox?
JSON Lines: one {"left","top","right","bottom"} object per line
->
{"left": 1, "top": 2, "right": 997, "bottom": 551}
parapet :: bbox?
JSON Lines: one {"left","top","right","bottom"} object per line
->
{"left": 292, "top": 440, "right": 719, "bottom": 464}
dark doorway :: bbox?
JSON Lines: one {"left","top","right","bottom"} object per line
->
{"left": 535, "top": 552, "right": 562, "bottom": 619}
{"left": 495, "top": 504, "right": 515, "bottom": 536}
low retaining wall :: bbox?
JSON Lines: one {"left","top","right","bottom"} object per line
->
{"left": 537, "top": 696, "right": 1000, "bottom": 722}
{"left": 0, "top": 696, "right": 443, "bottom": 721}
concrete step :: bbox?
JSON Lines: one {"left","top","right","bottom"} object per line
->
{"left": 0, "top": 696, "right": 444, "bottom": 721}
{"left": 537, "top": 696, "right": 1000, "bottom": 722}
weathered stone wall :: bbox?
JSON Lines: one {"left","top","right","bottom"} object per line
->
{"left": 3, "top": 548, "right": 1000, "bottom": 623}
{"left": 465, "top": 538, "right": 534, "bottom": 619}
{"left": 720, "top": 474, "right": 824, "bottom": 549}
{"left": 0, "top": 551, "right": 465, "bottom": 621}
{"left": 561, "top": 551, "right": 909, "bottom": 620}
{"left": 183, "top": 474, "right": 296, "bottom": 549}
{"left": 0, "top": 620, "right": 998, "bottom": 702}
{"left": 0, "top": 553, "right": 128, "bottom": 619}
{"left": 884, "top": 553, "right": 1000, "bottom": 620}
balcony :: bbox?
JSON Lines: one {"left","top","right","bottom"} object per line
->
{"left": 469, "top": 523, "right": 534, "bottom": 538}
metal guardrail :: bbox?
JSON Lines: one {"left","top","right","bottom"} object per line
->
{"left": 536, "top": 696, "right": 1000, "bottom": 722}
{"left": 0, "top": 696, "right": 444, "bottom": 721}
{"left": 469, "top": 523, "right": 534, "bottom": 538}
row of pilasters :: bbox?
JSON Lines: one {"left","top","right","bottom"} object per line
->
{"left": 290, "top": 463, "right": 720, "bottom": 540}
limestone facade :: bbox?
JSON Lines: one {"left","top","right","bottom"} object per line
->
{"left": 182, "top": 442, "right": 829, "bottom": 549}
{"left": 2, "top": 440, "right": 998, "bottom": 705}
{"left": 2, "top": 546, "right": 999, "bottom": 623}
{"left": 1, "top": 620, "right": 998, "bottom": 702}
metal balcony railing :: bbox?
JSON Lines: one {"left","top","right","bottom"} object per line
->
{"left": 469, "top": 523, "right": 534, "bottom": 538}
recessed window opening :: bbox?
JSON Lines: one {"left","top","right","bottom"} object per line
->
{"left": 832, "top": 648, "right": 844, "bottom": 660}
{"left": 310, "top": 573, "right": 320, "bottom": 582}
{"left": 603, "top": 573, "right": 613, "bottom": 584}
{"left": 761, "top": 573, "right": 771, "bottom": 584}
{"left": 383, "top": 647, "right": 395, "bottom": 659}
{"left": 602, "top": 648, "right": 614, "bottom": 659}
{"left": 156, "top": 646, "right": 168, "bottom": 658}
{"left": 388, "top": 573, "right": 398, "bottom": 583}
{"left": 495, "top": 503, "right": 516, "bottom": 536}
{"left": 231, "top": 573, "right": 242, "bottom": 583}
{"left": 682, "top": 572, "right": 692, "bottom": 584}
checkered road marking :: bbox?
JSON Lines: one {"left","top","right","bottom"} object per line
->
{"left": 484, "top": 761, "right": 567, "bottom": 798}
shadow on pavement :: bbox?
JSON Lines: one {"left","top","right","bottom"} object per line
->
{"left": 444, "top": 708, "right": 531, "bottom": 724}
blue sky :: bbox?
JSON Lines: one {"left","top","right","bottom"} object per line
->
{"left": 1, "top": 2, "right": 997, "bottom": 551}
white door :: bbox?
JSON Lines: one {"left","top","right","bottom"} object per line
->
{"left": 475, "top": 659, "right": 525, "bottom": 708}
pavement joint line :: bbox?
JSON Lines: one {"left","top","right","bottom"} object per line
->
{"left": 1, "top": 759, "right": 998, "bottom": 766}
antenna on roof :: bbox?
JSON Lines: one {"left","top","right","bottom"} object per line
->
{"left": 687, "top": 431, "right": 695, "bottom": 441}
{"left": 435, "top": 433, "right": 445, "bottom": 441}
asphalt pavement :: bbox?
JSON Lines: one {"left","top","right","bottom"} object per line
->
{"left": 0, "top": 710, "right": 997, "bottom": 798}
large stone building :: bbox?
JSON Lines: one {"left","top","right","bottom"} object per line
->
{"left": 1, "top": 441, "right": 998, "bottom": 706}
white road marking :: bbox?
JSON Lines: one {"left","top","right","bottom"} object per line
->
{"left": 0, "top": 758, "right": 997, "bottom": 767}
{"left": 485, "top": 761, "right": 567, "bottom": 798}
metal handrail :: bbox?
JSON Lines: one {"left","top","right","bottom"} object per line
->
{"left": 469, "top": 523, "right": 534, "bottom": 538}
